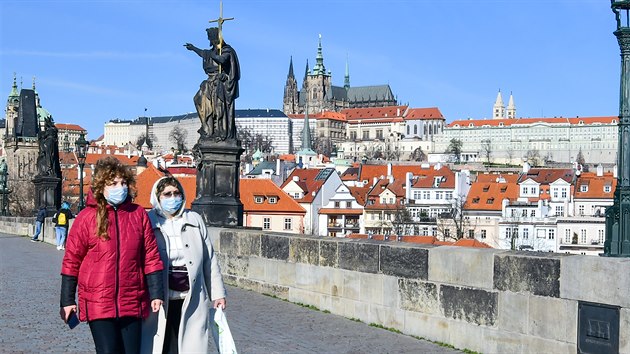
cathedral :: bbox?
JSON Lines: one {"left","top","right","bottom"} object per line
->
{"left": 283, "top": 35, "right": 398, "bottom": 115}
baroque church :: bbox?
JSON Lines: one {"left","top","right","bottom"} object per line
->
{"left": 283, "top": 35, "right": 397, "bottom": 115}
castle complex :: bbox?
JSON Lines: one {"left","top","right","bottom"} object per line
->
{"left": 283, "top": 35, "right": 397, "bottom": 115}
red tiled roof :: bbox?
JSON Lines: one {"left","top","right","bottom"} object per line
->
{"left": 280, "top": 169, "right": 327, "bottom": 203}
{"left": 56, "top": 123, "right": 87, "bottom": 131}
{"left": 135, "top": 164, "right": 167, "bottom": 209}
{"left": 240, "top": 179, "right": 305, "bottom": 214}
{"left": 574, "top": 171, "right": 616, "bottom": 199}
{"left": 359, "top": 164, "right": 432, "bottom": 183}
{"left": 341, "top": 105, "right": 408, "bottom": 119}
{"left": 348, "top": 186, "right": 370, "bottom": 205}
{"left": 453, "top": 239, "right": 493, "bottom": 248}
{"left": 278, "top": 154, "right": 296, "bottom": 162}
{"left": 466, "top": 174, "right": 520, "bottom": 211}
{"left": 448, "top": 116, "right": 617, "bottom": 128}
{"left": 288, "top": 111, "right": 347, "bottom": 122}
{"left": 519, "top": 168, "right": 574, "bottom": 185}
{"left": 411, "top": 166, "right": 456, "bottom": 189}
{"left": 404, "top": 107, "right": 444, "bottom": 120}
{"left": 318, "top": 208, "right": 363, "bottom": 215}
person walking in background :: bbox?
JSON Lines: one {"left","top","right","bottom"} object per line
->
{"left": 54, "top": 201, "right": 74, "bottom": 250}
{"left": 60, "top": 156, "right": 164, "bottom": 354}
{"left": 31, "top": 205, "right": 47, "bottom": 242}
{"left": 141, "top": 176, "right": 226, "bottom": 354}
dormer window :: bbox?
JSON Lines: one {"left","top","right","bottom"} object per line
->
{"left": 483, "top": 185, "right": 490, "bottom": 192}
{"left": 486, "top": 198, "right": 494, "bottom": 204}
{"left": 604, "top": 185, "right": 612, "bottom": 193}
{"left": 254, "top": 196, "right": 264, "bottom": 204}
{"left": 268, "top": 196, "right": 278, "bottom": 204}
{"left": 500, "top": 187, "right": 507, "bottom": 193}
{"left": 580, "top": 185, "right": 588, "bottom": 192}
{"left": 472, "top": 197, "right": 480, "bottom": 204}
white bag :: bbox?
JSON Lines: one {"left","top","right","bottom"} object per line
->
{"left": 211, "top": 307, "right": 237, "bottom": 354}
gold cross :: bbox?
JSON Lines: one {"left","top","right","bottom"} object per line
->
{"left": 208, "top": 0, "right": 234, "bottom": 55}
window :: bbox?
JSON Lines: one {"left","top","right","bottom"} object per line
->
{"left": 481, "top": 230, "right": 487, "bottom": 239}
{"left": 506, "top": 228, "right": 512, "bottom": 239}
{"left": 254, "top": 196, "right": 264, "bottom": 204}
{"left": 413, "top": 191, "right": 421, "bottom": 199}
{"left": 580, "top": 185, "right": 588, "bottom": 192}
{"left": 580, "top": 229, "right": 587, "bottom": 244}
{"left": 561, "top": 189, "right": 567, "bottom": 198}
{"left": 376, "top": 130, "right": 383, "bottom": 139}
{"left": 604, "top": 185, "right": 612, "bottom": 193}
{"left": 350, "top": 131, "right": 357, "bottom": 140}
{"left": 422, "top": 191, "right": 430, "bottom": 199}
{"left": 548, "top": 229, "right": 555, "bottom": 240}
{"left": 522, "top": 209, "right": 527, "bottom": 217}
{"left": 293, "top": 193, "right": 301, "bottom": 199}
{"left": 414, "top": 126, "right": 418, "bottom": 134}
{"left": 334, "top": 201, "right": 340, "bottom": 208}
{"left": 468, "top": 230, "right": 474, "bottom": 238}
{"left": 422, "top": 227, "right": 428, "bottom": 236}
{"left": 445, "top": 192, "right": 453, "bottom": 200}
{"left": 523, "top": 229, "right": 529, "bottom": 240}
{"left": 598, "top": 230, "right": 605, "bottom": 244}
{"left": 263, "top": 217, "right": 271, "bottom": 230}
{"left": 284, "top": 218, "right": 292, "bottom": 230}
{"left": 553, "top": 188, "right": 558, "bottom": 198}
{"left": 555, "top": 205, "right": 564, "bottom": 216}
{"left": 346, "top": 201, "right": 352, "bottom": 208}
{"left": 362, "top": 131, "right": 370, "bottom": 140}
{"left": 530, "top": 187, "right": 536, "bottom": 195}
{"left": 444, "top": 229, "right": 450, "bottom": 238}
{"left": 565, "top": 229, "right": 571, "bottom": 243}
{"left": 578, "top": 205, "right": 585, "bottom": 215}
{"left": 435, "top": 192, "right": 443, "bottom": 200}
{"left": 407, "top": 126, "right": 410, "bottom": 135}
{"left": 268, "top": 196, "right": 278, "bottom": 204}
{"left": 530, "top": 210, "right": 536, "bottom": 217}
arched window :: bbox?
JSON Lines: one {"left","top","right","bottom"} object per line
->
{"left": 407, "top": 126, "right": 410, "bottom": 135}
{"left": 413, "top": 125, "right": 417, "bottom": 135}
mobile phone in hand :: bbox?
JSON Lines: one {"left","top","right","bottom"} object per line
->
{"left": 67, "top": 311, "right": 80, "bottom": 329}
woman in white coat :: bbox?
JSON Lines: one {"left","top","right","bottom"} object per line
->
{"left": 142, "top": 176, "right": 226, "bottom": 354}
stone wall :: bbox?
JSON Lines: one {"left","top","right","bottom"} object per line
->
{"left": 213, "top": 228, "right": 630, "bottom": 354}
{"left": 3, "top": 218, "right": 628, "bottom": 353}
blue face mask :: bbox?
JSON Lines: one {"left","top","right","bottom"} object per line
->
{"left": 105, "top": 185, "right": 128, "bottom": 206}
{"left": 161, "top": 196, "right": 183, "bottom": 215}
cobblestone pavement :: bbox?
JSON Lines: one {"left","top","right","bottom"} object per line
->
{"left": 0, "top": 233, "right": 460, "bottom": 353}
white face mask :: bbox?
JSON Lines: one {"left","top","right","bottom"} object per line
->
{"left": 105, "top": 185, "right": 128, "bottom": 205}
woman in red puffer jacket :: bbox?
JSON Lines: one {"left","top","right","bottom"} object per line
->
{"left": 60, "top": 157, "right": 164, "bottom": 354}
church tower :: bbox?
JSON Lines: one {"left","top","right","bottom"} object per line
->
{"left": 506, "top": 92, "right": 516, "bottom": 119}
{"left": 304, "top": 34, "right": 332, "bottom": 114}
{"left": 493, "top": 90, "right": 505, "bottom": 119}
{"left": 5, "top": 73, "right": 19, "bottom": 138}
{"left": 283, "top": 56, "right": 299, "bottom": 115}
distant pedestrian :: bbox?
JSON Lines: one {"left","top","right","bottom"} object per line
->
{"left": 53, "top": 201, "right": 73, "bottom": 250}
{"left": 31, "top": 205, "right": 47, "bottom": 242}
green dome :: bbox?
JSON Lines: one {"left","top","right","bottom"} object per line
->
{"left": 252, "top": 148, "right": 264, "bottom": 160}
{"left": 37, "top": 106, "right": 52, "bottom": 122}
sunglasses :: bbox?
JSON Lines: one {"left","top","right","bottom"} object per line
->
{"left": 161, "top": 191, "right": 182, "bottom": 198}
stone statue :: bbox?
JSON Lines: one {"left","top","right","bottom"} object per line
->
{"left": 36, "top": 117, "right": 61, "bottom": 177}
{"left": 0, "top": 159, "right": 7, "bottom": 189}
{"left": 185, "top": 27, "right": 240, "bottom": 141}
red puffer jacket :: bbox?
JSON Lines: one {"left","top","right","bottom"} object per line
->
{"left": 61, "top": 191, "right": 164, "bottom": 322}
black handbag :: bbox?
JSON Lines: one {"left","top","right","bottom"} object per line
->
{"left": 168, "top": 266, "right": 190, "bottom": 292}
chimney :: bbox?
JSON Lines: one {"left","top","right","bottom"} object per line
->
{"left": 388, "top": 175, "right": 393, "bottom": 184}
{"left": 276, "top": 158, "right": 281, "bottom": 176}
{"left": 293, "top": 175, "right": 299, "bottom": 182}
{"left": 596, "top": 164, "right": 604, "bottom": 177}
{"left": 522, "top": 161, "right": 531, "bottom": 174}
{"left": 396, "top": 108, "right": 400, "bottom": 116}
{"left": 244, "top": 163, "right": 252, "bottom": 174}
{"left": 373, "top": 177, "right": 377, "bottom": 186}
{"left": 387, "top": 163, "right": 392, "bottom": 178}
{"left": 614, "top": 164, "right": 618, "bottom": 178}
{"left": 405, "top": 172, "right": 412, "bottom": 200}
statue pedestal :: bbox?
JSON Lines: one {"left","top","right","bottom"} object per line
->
{"left": 191, "top": 138, "right": 244, "bottom": 227}
{"left": 32, "top": 175, "right": 61, "bottom": 217}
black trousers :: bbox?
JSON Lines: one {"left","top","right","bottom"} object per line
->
{"left": 88, "top": 317, "right": 141, "bottom": 354}
{"left": 163, "top": 299, "right": 184, "bottom": 354}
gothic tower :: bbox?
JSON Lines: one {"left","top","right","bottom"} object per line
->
{"left": 5, "top": 73, "right": 19, "bottom": 138}
{"left": 283, "top": 56, "right": 299, "bottom": 114}
{"left": 493, "top": 90, "right": 505, "bottom": 119}
{"left": 304, "top": 34, "right": 332, "bottom": 114}
{"left": 506, "top": 92, "right": 516, "bottom": 119}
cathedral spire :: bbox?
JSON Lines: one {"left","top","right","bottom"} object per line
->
{"left": 312, "top": 34, "right": 327, "bottom": 76}
{"left": 9, "top": 72, "right": 18, "bottom": 99}
{"left": 287, "top": 56, "right": 295, "bottom": 79}
{"left": 304, "top": 59, "right": 310, "bottom": 82}
{"left": 344, "top": 54, "right": 350, "bottom": 90}
{"left": 301, "top": 103, "right": 314, "bottom": 151}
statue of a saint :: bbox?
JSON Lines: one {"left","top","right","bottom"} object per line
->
{"left": 185, "top": 27, "right": 240, "bottom": 141}
{"left": 36, "top": 117, "right": 60, "bottom": 177}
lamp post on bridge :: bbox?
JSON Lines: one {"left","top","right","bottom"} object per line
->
{"left": 75, "top": 133, "right": 88, "bottom": 212}
{"left": 605, "top": 0, "right": 630, "bottom": 257}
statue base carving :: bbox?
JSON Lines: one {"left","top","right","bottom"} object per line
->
{"left": 191, "top": 137, "right": 244, "bottom": 227}
{"left": 32, "top": 175, "right": 61, "bottom": 217}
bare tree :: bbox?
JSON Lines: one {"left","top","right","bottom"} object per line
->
{"left": 392, "top": 203, "right": 414, "bottom": 236}
{"left": 446, "top": 138, "right": 463, "bottom": 164}
{"left": 436, "top": 195, "right": 475, "bottom": 241}
{"left": 169, "top": 126, "right": 188, "bottom": 153}
{"left": 506, "top": 146, "right": 515, "bottom": 165}
{"left": 135, "top": 132, "right": 156, "bottom": 150}
{"left": 480, "top": 139, "right": 492, "bottom": 166}
{"left": 363, "top": 142, "right": 384, "bottom": 161}
{"left": 409, "top": 147, "right": 426, "bottom": 162}
{"left": 238, "top": 127, "right": 274, "bottom": 163}
{"left": 524, "top": 149, "right": 542, "bottom": 167}
{"left": 312, "top": 133, "right": 333, "bottom": 156}
{"left": 8, "top": 179, "right": 34, "bottom": 216}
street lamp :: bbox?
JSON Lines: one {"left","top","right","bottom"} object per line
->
{"left": 605, "top": 0, "right": 630, "bottom": 256}
{"left": 75, "top": 132, "right": 88, "bottom": 211}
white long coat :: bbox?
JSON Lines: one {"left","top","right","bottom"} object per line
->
{"left": 141, "top": 196, "right": 226, "bottom": 353}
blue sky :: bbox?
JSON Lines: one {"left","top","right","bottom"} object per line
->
{"left": 0, "top": 0, "right": 618, "bottom": 140}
